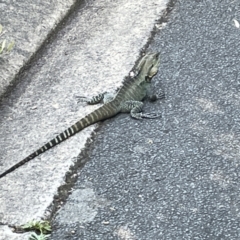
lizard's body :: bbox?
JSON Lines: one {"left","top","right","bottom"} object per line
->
{"left": 0, "top": 52, "right": 163, "bottom": 178}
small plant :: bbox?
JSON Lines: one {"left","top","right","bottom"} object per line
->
{"left": 21, "top": 220, "right": 51, "bottom": 240}
{"left": 0, "top": 24, "right": 14, "bottom": 55}
{"left": 29, "top": 232, "right": 49, "bottom": 240}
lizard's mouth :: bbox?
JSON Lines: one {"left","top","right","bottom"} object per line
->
{"left": 135, "top": 52, "right": 160, "bottom": 80}
{"left": 147, "top": 53, "right": 160, "bottom": 79}
{"left": 145, "top": 76, "right": 151, "bottom": 82}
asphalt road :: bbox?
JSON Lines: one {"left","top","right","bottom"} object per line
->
{"left": 0, "top": 0, "right": 169, "bottom": 239}
{"left": 50, "top": 0, "right": 240, "bottom": 239}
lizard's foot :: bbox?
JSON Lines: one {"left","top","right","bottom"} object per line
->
{"left": 149, "top": 90, "right": 165, "bottom": 102}
{"left": 141, "top": 112, "right": 161, "bottom": 119}
{"left": 76, "top": 93, "right": 105, "bottom": 105}
{"left": 76, "top": 96, "right": 89, "bottom": 103}
{"left": 157, "top": 90, "right": 165, "bottom": 99}
{"left": 131, "top": 112, "right": 161, "bottom": 119}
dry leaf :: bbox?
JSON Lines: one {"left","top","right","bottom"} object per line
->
{"left": 233, "top": 19, "right": 240, "bottom": 28}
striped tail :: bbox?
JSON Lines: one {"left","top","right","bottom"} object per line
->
{"left": 0, "top": 102, "right": 119, "bottom": 178}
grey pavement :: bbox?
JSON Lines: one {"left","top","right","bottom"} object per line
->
{"left": 50, "top": 0, "right": 240, "bottom": 239}
{"left": 0, "top": 0, "right": 169, "bottom": 239}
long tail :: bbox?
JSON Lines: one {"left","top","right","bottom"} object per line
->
{"left": 0, "top": 102, "right": 119, "bottom": 178}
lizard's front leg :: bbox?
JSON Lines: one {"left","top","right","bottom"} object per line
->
{"left": 147, "top": 89, "right": 165, "bottom": 102}
{"left": 121, "top": 100, "right": 161, "bottom": 119}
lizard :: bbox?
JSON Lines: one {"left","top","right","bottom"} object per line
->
{"left": 0, "top": 52, "right": 164, "bottom": 178}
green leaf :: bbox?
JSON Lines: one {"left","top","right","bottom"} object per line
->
{"left": 1, "top": 39, "right": 6, "bottom": 49}
{"left": 22, "top": 221, "right": 36, "bottom": 229}
{"left": 0, "top": 39, "right": 6, "bottom": 54}
{"left": 22, "top": 220, "right": 51, "bottom": 233}
{"left": 29, "top": 232, "right": 40, "bottom": 240}
{"left": 7, "top": 41, "right": 14, "bottom": 52}
{"left": 29, "top": 232, "right": 49, "bottom": 240}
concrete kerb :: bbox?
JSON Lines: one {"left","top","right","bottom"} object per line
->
{"left": 0, "top": 0, "right": 86, "bottom": 102}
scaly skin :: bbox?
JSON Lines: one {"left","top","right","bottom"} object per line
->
{"left": 0, "top": 52, "right": 164, "bottom": 178}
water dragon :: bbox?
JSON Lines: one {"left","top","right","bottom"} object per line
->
{"left": 0, "top": 52, "right": 164, "bottom": 178}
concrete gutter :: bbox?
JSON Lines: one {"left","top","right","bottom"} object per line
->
{"left": 0, "top": 0, "right": 79, "bottom": 99}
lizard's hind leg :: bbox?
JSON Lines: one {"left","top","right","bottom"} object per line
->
{"left": 76, "top": 93, "right": 106, "bottom": 105}
{"left": 121, "top": 100, "right": 161, "bottom": 119}
{"left": 77, "top": 92, "right": 116, "bottom": 105}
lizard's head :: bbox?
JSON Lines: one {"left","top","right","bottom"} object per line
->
{"left": 135, "top": 52, "right": 160, "bottom": 81}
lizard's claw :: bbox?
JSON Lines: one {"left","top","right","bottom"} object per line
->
{"left": 149, "top": 90, "right": 165, "bottom": 102}
{"left": 76, "top": 96, "right": 89, "bottom": 103}
{"left": 141, "top": 112, "right": 161, "bottom": 119}
{"left": 157, "top": 90, "right": 165, "bottom": 99}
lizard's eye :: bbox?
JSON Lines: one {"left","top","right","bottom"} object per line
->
{"left": 145, "top": 76, "right": 151, "bottom": 82}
